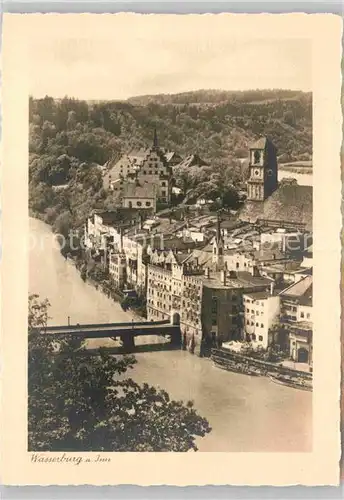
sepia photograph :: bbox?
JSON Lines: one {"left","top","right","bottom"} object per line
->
{"left": 1, "top": 12, "right": 341, "bottom": 486}
{"left": 27, "top": 16, "right": 313, "bottom": 454}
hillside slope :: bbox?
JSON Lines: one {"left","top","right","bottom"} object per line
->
{"left": 28, "top": 89, "right": 312, "bottom": 229}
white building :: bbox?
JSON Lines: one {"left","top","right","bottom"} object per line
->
{"left": 243, "top": 288, "right": 280, "bottom": 349}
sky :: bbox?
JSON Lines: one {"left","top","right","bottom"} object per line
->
{"left": 28, "top": 14, "right": 312, "bottom": 100}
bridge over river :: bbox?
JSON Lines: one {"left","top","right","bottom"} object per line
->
{"left": 41, "top": 317, "right": 182, "bottom": 352}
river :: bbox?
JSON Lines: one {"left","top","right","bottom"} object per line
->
{"left": 29, "top": 217, "right": 312, "bottom": 452}
{"left": 278, "top": 169, "right": 312, "bottom": 186}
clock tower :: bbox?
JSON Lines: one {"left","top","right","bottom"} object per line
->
{"left": 247, "top": 137, "right": 278, "bottom": 202}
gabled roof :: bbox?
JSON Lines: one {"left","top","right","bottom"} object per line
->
{"left": 175, "top": 154, "right": 208, "bottom": 169}
{"left": 164, "top": 151, "right": 183, "bottom": 163}
{"left": 280, "top": 275, "right": 313, "bottom": 302}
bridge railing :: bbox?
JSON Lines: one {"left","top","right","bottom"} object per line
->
{"left": 41, "top": 325, "right": 181, "bottom": 339}
{"left": 44, "top": 319, "right": 170, "bottom": 332}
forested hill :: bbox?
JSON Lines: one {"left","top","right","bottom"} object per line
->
{"left": 29, "top": 89, "right": 312, "bottom": 232}
{"left": 127, "top": 88, "right": 311, "bottom": 107}
{"left": 30, "top": 89, "right": 312, "bottom": 169}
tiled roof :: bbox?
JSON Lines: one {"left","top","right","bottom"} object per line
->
{"left": 175, "top": 154, "right": 208, "bottom": 169}
{"left": 239, "top": 184, "right": 313, "bottom": 231}
{"left": 236, "top": 271, "right": 272, "bottom": 287}
{"left": 175, "top": 252, "right": 191, "bottom": 264}
{"left": 280, "top": 275, "right": 313, "bottom": 300}
{"left": 95, "top": 208, "right": 143, "bottom": 225}
{"left": 244, "top": 290, "right": 272, "bottom": 300}
{"left": 250, "top": 137, "right": 268, "bottom": 150}
{"left": 164, "top": 151, "right": 182, "bottom": 163}
{"left": 127, "top": 149, "right": 149, "bottom": 163}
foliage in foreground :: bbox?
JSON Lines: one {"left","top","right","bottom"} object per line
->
{"left": 28, "top": 294, "right": 211, "bottom": 452}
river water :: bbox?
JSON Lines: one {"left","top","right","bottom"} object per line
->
{"left": 278, "top": 169, "right": 312, "bottom": 186}
{"left": 29, "top": 217, "right": 312, "bottom": 452}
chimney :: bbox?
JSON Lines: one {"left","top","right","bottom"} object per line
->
{"left": 205, "top": 267, "right": 210, "bottom": 278}
{"left": 220, "top": 269, "right": 227, "bottom": 286}
{"left": 270, "top": 281, "right": 275, "bottom": 296}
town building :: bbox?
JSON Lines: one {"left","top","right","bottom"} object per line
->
{"left": 102, "top": 130, "right": 174, "bottom": 206}
{"left": 121, "top": 182, "right": 157, "bottom": 212}
{"left": 279, "top": 275, "right": 313, "bottom": 367}
{"left": 243, "top": 288, "right": 280, "bottom": 349}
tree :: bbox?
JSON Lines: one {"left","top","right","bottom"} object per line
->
{"left": 28, "top": 295, "right": 211, "bottom": 452}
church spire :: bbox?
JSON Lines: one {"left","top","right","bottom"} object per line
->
{"left": 216, "top": 211, "right": 223, "bottom": 243}
{"left": 153, "top": 127, "right": 158, "bottom": 149}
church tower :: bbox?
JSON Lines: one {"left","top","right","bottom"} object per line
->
{"left": 247, "top": 137, "right": 278, "bottom": 202}
{"left": 212, "top": 212, "right": 224, "bottom": 269}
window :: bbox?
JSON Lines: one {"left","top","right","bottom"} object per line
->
{"left": 149, "top": 171, "right": 152, "bottom": 175}
{"left": 137, "top": 201, "right": 142, "bottom": 207}
{"left": 252, "top": 334, "right": 256, "bottom": 341}
{"left": 145, "top": 201, "right": 151, "bottom": 207}
{"left": 161, "top": 181, "right": 166, "bottom": 187}
{"left": 251, "top": 321, "right": 254, "bottom": 326}
{"left": 256, "top": 311, "right": 259, "bottom": 316}
{"left": 251, "top": 310, "right": 254, "bottom": 314}
{"left": 256, "top": 322, "right": 259, "bottom": 327}
{"left": 162, "top": 190, "right": 166, "bottom": 196}
{"left": 236, "top": 262, "right": 239, "bottom": 269}
{"left": 300, "top": 312, "right": 304, "bottom": 318}
{"left": 307, "top": 313, "right": 310, "bottom": 319}
{"left": 143, "top": 171, "right": 147, "bottom": 175}
{"left": 246, "top": 308, "right": 249, "bottom": 313}
{"left": 260, "top": 323, "right": 264, "bottom": 328}
{"left": 254, "top": 150, "right": 261, "bottom": 164}
{"left": 247, "top": 320, "right": 250, "bottom": 325}
{"left": 258, "top": 335, "right": 263, "bottom": 341}
{"left": 212, "top": 318, "right": 217, "bottom": 326}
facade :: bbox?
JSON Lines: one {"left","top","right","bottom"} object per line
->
{"left": 121, "top": 182, "right": 157, "bottom": 212}
{"left": 102, "top": 130, "right": 173, "bottom": 206}
{"left": 136, "top": 131, "right": 172, "bottom": 205}
{"left": 279, "top": 275, "right": 313, "bottom": 366}
{"left": 109, "top": 252, "right": 127, "bottom": 290}
{"left": 243, "top": 290, "right": 280, "bottom": 349}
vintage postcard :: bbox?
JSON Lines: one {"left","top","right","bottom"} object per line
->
{"left": 0, "top": 13, "right": 342, "bottom": 486}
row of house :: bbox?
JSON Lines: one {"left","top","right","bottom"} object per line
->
{"left": 83, "top": 136, "right": 313, "bottom": 365}
{"left": 84, "top": 206, "right": 313, "bottom": 365}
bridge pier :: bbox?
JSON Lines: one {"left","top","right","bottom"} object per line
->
{"left": 170, "top": 329, "right": 182, "bottom": 347}
{"left": 120, "top": 334, "right": 135, "bottom": 352}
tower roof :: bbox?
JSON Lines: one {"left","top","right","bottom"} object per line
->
{"left": 215, "top": 212, "right": 224, "bottom": 244}
{"left": 153, "top": 128, "right": 158, "bottom": 149}
{"left": 250, "top": 137, "right": 275, "bottom": 150}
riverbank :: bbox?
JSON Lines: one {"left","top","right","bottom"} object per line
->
{"left": 211, "top": 348, "right": 312, "bottom": 391}
{"left": 65, "top": 253, "right": 147, "bottom": 321}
